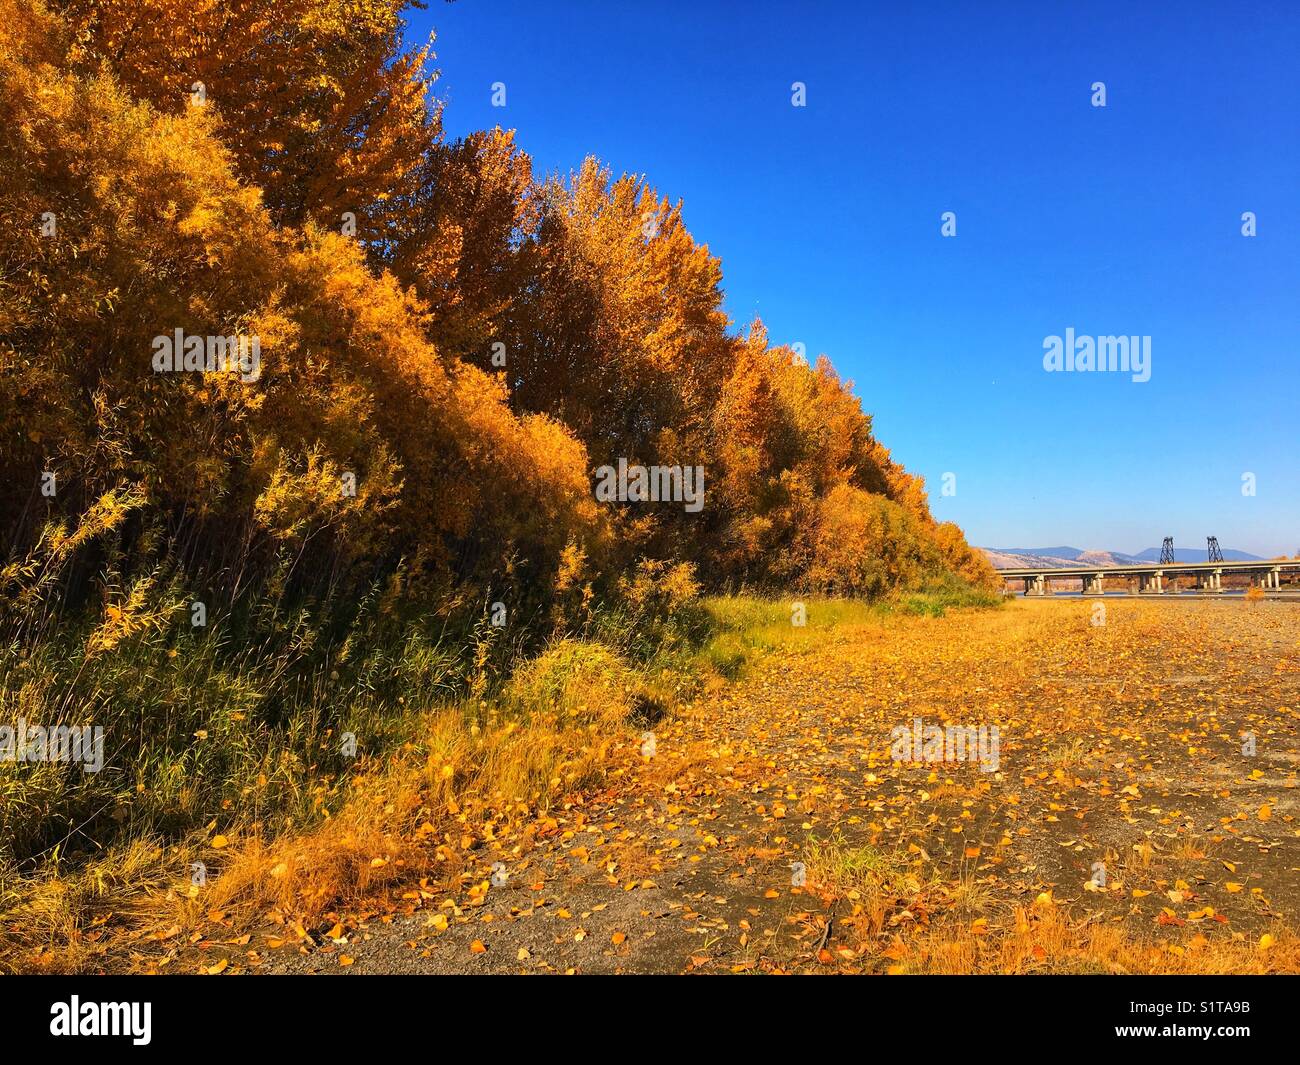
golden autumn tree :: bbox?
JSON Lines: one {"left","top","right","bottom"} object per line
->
{"left": 4, "top": 0, "right": 996, "bottom": 614}
{"left": 932, "top": 520, "right": 1001, "bottom": 590}
{"left": 1, "top": 0, "right": 602, "bottom": 609}
{"left": 804, "top": 484, "right": 939, "bottom": 597}
{"left": 509, "top": 160, "right": 732, "bottom": 462}
{"left": 387, "top": 128, "right": 540, "bottom": 370}
{"left": 50, "top": 0, "right": 438, "bottom": 242}
{"left": 705, "top": 320, "right": 994, "bottom": 593}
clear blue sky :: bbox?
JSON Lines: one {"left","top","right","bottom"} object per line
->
{"left": 409, "top": 0, "right": 1300, "bottom": 557}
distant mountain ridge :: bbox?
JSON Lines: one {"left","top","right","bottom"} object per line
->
{"left": 981, "top": 545, "right": 1264, "bottom": 570}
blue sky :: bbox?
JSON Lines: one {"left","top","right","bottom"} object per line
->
{"left": 408, "top": 0, "right": 1300, "bottom": 556}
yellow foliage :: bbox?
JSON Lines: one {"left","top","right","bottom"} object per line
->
{"left": 2, "top": 0, "right": 990, "bottom": 668}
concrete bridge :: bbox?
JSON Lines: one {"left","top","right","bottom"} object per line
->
{"left": 1001, "top": 558, "right": 1300, "bottom": 596}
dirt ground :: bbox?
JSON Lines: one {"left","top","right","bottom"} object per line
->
{"left": 148, "top": 598, "right": 1300, "bottom": 974}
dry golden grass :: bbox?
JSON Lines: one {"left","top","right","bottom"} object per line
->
{"left": 0, "top": 639, "right": 646, "bottom": 972}
{"left": 898, "top": 903, "right": 1298, "bottom": 975}
{"left": 2, "top": 840, "right": 177, "bottom": 974}
{"left": 200, "top": 707, "right": 622, "bottom": 923}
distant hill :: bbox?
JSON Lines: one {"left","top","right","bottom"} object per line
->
{"left": 981, "top": 549, "right": 1086, "bottom": 570}
{"left": 982, "top": 545, "right": 1264, "bottom": 570}
{"left": 982, "top": 546, "right": 1146, "bottom": 570}
{"left": 995, "top": 547, "right": 1089, "bottom": 560}
{"left": 1076, "top": 549, "right": 1148, "bottom": 566}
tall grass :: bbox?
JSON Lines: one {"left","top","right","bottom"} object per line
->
{"left": 0, "top": 548, "right": 712, "bottom": 968}
{"left": 0, "top": 586, "right": 473, "bottom": 873}
{"left": 687, "top": 580, "right": 1001, "bottom": 680}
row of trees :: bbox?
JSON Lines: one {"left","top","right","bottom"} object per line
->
{"left": 1, "top": 0, "right": 997, "bottom": 629}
